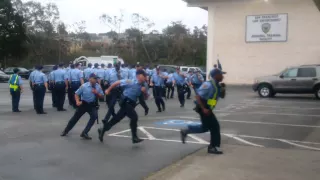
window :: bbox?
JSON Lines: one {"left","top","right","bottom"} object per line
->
{"left": 283, "top": 68, "right": 298, "bottom": 77}
{"left": 181, "top": 68, "right": 188, "bottom": 72}
{"left": 189, "top": 68, "right": 195, "bottom": 72}
{"left": 297, "top": 68, "right": 316, "bottom": 77}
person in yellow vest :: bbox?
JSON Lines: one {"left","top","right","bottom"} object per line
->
{"left": 180, "top": 68, "right": 225, "bottom": 154}
{"left": 9, "top": 68, "right": 24, "bottom": 112}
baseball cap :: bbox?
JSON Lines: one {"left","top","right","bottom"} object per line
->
{"left": 210, "top": 68, "right": 223, "bottom": 78}
{"left": 136, "top": 69, "right": 146, "bottom": 77}
{"left": 89, "top": 73, "right": 98, "bottom": 79}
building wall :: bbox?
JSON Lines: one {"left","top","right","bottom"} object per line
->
{"left": 206, "top": 0, "right": 320, "bottom": 84}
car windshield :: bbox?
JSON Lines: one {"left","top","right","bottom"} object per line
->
{"left": 199, "top": 67, "right": 206, "bottom": 72}
{"left": 18, "top": 67, "right": 28, "bottom": 71}
{"left": 275, "top": 68, "right": 288, "bottom": 75}
{"left": 0, "top": 70, "right": 5, "bottom": 74}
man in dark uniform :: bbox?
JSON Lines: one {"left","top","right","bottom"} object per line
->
{"left": 172, "top": 67, "right": 187, "bottom": 107}
{"left": 49, "top": 65, "right": 58, "bottom": 107}
{"left": 61, "top": 73, "right": 104, "bottom": 139}
{"left": 31, "top": 65, "right": 48, "bottom": 114}
{"left": 98, "top": 69, "right": 148, "bottom": 144}
{"left": 67, "top": 63, "right": 84, "bottom": 108}
{"left": 52, "top": 63, "right": 67, "bottom": 111}
{"left": 29, "top": 66, "right": 37, "bottom": 110}
{"left": 180, "top": 69, "right": 225, "bottom": 154}
{"left": 9, "top": 68, "right": 23, "bottom": 112}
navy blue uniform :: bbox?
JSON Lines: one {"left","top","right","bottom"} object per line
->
{"left": 62, "top": 82, "right": 104, "bottom": 137}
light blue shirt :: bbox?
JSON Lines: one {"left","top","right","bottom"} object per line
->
{"left": 120, "top": 79, "right": 142, "bottom": 102}
{"left": 52, "top": 68, "right": 66, "bottom": 82}
{"left": 84, "top": 67, "right": 93, "bottom": 80}
{"left": 48, "top": 71, "right": 54, "bottom": 82}
{"left": 152, "top": 72, "right": 166, "bottom": 86}
{"left": 29, "top": 71, "right": 36, "bottom": 82}
{"left": 32, "top": 70, "right": 48, "bottom": 84}
{"left": 69, "top": 69, "right": 83, "bottom": 82}
{"left": 75, "top": 82, "right": 104, "bottom": 103}
{"left": 197, "top": 81, "right": 219, "bottom": 100}
{"left": 108, "top": 68, "right": 122, "bottom": 85}
{"left": 173, "top": 72, "right": 185, "bottom": 85}
{"left": 9, "top": 74, "right": 23, "bottom": 86}
{"left": 146, "top": 68, "right": 153, "bottom": 76}
{"left": 185, "top": 73, "right": 192, "bottom": 83}
{"left": 92, "top": 68, "right": 99, "bottom": 76}
{"left": 96, "top": 68, "right": 105, "bottom": 79}
{"left": 128, "top": 69, "right": 136, "bottom": 80}
{"left": 104, "top": 68, "right": 112, "bottom": 81}
{"left": 192, "top": 73, "right": 204, "bottom": 84}
{"left": 120, "top": 67, "right": 129, "bottom": 80}
{"left": 166, "top": 73, "right": 173, "bottom": 83}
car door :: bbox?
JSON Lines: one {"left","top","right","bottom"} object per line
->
{"left": 278, "top": 68, "right": 299, "bottom": 92}
{"left": 295, "top": 67, "right": 317, "bottom": 93}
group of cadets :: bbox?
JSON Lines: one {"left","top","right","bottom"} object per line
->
{"left": 9, "top": 62, "right": 225, "bottom": 154}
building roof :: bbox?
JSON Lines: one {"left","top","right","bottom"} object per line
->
{"left": 182, "top": 0, "right": 209, "bottom": 10}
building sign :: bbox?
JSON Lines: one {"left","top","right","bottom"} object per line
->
{"left": 246, "top": 14, "right": 288, "bottom": 42}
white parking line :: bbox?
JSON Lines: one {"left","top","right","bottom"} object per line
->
{"left": 248, "top": 112, "right": 320, "bottom": 117}
{"left": 224, "top": 134, "right": 264, "bottom": 147}
{"left": 278, "top": 139, "right": 320, "bottom": 151}
{"left": 243, "top": 104, "right": 320, "bottom": 110}
{"left": 178, "top": 117, "right": 320, "bottom": 128}
{"left": 243, "top": 99, "right": 319, "bottom": 105}
{"left": 138, "top": 127, "right": 156, "bottom": 140}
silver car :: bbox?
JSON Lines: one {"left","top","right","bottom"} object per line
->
{"left": 252, "top": 65, "right": 320, "bottom": 99}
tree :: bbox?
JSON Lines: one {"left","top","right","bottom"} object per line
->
{"left": 0, "top": 0, "right": 26, "bottom": 67}
{"left": 314, "top": 0, "right": 320, "bottom": 11}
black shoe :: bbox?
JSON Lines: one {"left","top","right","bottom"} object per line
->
{"left": 180, "top": 104, "right": 184, "bottom": 108}
{"left": 80, "top": 133, "right": 92, "bottom": 140}
{"left": 37, "top": 112, "right": 47, "bottom": 114}
{"left": 58, "top": 109, "right": 67, "bottom": 111}
{"left": 156, "top": 109, "right": 162, "bottom": 113}
{"left": 132, "top": 137, "right": 144, "bottom": 144}
{"left": 60, "top": 130, "right": 68, "bottom": 137}
{"left": 145, "top": 108, "right": 149, "bottom": 116}
{"left": 187, "top": 97, "right": 191, "bottom": 99}
{"left": 162, "top": 106, "right": 165, "bottom": 111}
{"left": 13, "top": 110, "right": 21, "bottom": 113}
{"left": 102, "top": 119, "right": 107, "bottom": 124}
{"left": 180, "top": 129, "right": 187, "bottom": 144}
{"left": 208, "top": 147, "right": 223, "bottom": 154}
{"left": 98, "top": 128, "right": 104, "bottom": 142}
{"left": 52, "top": 105, "right": 56, "bottom": 108}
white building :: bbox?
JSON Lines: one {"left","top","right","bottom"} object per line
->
{"left": 184, "top": 0, "right": 320, "bottom": 84}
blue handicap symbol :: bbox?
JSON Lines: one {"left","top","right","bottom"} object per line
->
{"left": 156, "top": 119, "right": 201, "bottom": 127}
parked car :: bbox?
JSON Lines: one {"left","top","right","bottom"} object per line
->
{"left": 0, "top": 70, "right": 10, "bottom": 82}
{"left": 180, "top": 66, "right": 207, "bottom": 81}
{"left": 4, "top": 67, "right": 30, "bottom": 79}
{"left": 158, "top": 65, "right": 178, "bottom": 73}
{"left": 253, "top": 64, "right": 320, "bottom": 99}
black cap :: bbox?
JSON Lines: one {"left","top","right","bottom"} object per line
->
{"left": 58, "top": 63, "right": 64, "bottom": 67}
{"left": 75, "top": 63, "right": 80, "bottom": 67}
{"left": 136, "top": 69, "right": 146, "bottom": 77}
{"left": 13, "top": 68, "right": 20, "bottom": 73}
{"left": 89, "top": 73, "right": 98, "bottom": 79}
{"left": 70, "top": 64, "right": 75, "bottom": 69}
{"left": 37, "top": 65, "right": 43, "bottom": 70}
{"left": 101, "top": 63, "right": 105, "bottom": 67}
{"left": 107, "top": 63, "right": 112, "bottom": 68}
{"left": 88, "top": 63, "right": 92, "bottom": 67}
{"left": 94, "top": 63, "right": 99, "bottom": 68}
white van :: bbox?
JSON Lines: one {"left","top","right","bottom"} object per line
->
{"left": 74, "top": 56, "right": 124, "bottom": 68}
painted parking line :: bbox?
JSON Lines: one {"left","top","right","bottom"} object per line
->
{"left": 243, "top": 99, "right": 319, "bottom": 105}
{"left": 176, "top": 117, "right": 320, "bottom": 128}
{"left": 241, "top": 104, "right": 320, "bottom": 110}
{"left": 248, "top": 112, "right": 320, "bottom": 117}
{"left": 108, "top": 126, "right": 320, "bottom": 151}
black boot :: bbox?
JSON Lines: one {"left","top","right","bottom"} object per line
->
{"left": 80, "top": 133, "right": 92, "bottom": 140}
{"left": 60, "top": 130, "right": 68, "bottom": 137}
{"left": 180, "top": 129, "right": 187, "bottom": 144}
{"left": 98, "top": 128, "right": 105, "bottom": 142}
{"left": 132, "top": 136, "right": 144, "bottom": 144}
{"left": 207, "top": 146, "right": 223, "bottom": 154}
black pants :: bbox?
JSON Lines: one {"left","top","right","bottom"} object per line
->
{"left": 32, "top": 89, "right": 36, "bottom": 109}
{"left": 50, "top": 83, "right": 57, "bottom": 107}
{"left": 67, "top": 83, "right": 73, "bottom": 106}
{"left": 10, "top": 90, "right": 21, "bottom": 112}
{"left": 63, "top": 101, "right": 98, "bottom": 134}
{"left": 192, "top": 84, "right": 201, "bottom": 95}
{"left": 138, "top": 93, "right": 148, "bottom": 111}
{"left": 186, "top": 86, "right": 191, "bottom": 99}
{"left": 104, "top": 88, "right": 121, "bottom": 121}
{"left": 187, "top": 111, "right": 221, "bottom": 147}
{"left": 102, "top": 99, "right": 138, "bottom": 138}
{"left": 54, "top": 83, "right": 66, "bottom": 110}
{"left": 166, "top": 82, "right": 174, "bottom": 98}
{"left": 34, "top": 85, "right": 46, "bottom": 113}
{"left": 177, "top": 85, "right": 186, "bottom": 106}
{"left": 154, "top": 86, "right": 165, "bottom": 110}
{"left": 70, "top": 82, "right": 81, "bottom": 107}
{"left": 99, "top": 80, "right": 106, "bottom": 102}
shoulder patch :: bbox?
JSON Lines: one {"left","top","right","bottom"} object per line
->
{"left": 202, "top": 84, "right": 208, "bottom": 88}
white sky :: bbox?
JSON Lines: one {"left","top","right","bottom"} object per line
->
{"left": 31, "top": 0, "right": 208, "bottom": 33}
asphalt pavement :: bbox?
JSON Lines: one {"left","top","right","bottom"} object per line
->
{"left": 0, "top": 83, "right": 319, "bottom": 180}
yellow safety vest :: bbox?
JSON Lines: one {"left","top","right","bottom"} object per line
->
{"left": 207, "top": 81, "right": 218, "bottom": 110}
{"left": 9, "top": 75, "right": 19, "bottom": 91}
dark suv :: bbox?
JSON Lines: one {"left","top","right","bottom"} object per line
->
{"left": 253, "top": 64, "right": 320, "bottom": 99}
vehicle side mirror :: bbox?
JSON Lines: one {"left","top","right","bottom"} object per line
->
{"left": 280, "top": 75, "right": 284, "bottom": 78}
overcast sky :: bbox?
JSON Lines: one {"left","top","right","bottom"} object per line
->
{"left": 31, "top": 0, "right": 208, "bottom": 33}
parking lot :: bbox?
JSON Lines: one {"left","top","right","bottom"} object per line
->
{"left": 0, "top": 83, "right": 319, "bottom": 180}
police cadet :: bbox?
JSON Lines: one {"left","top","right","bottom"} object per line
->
{"left": 92, "top": 63, "right": 99, "bottom": 75}
{"left": 166, "top": 70, "right": 174, "bottom": 99}
{"left": 84, "top": 63, "right": 93, "bottom": 82}
{"left": 120, "top": 63, "right": 129, "bottom": 80}
{"left": 29, "top": 66, "right": 37, "bottom": 110}
{"left": 191, "top": 69, "right": 204, "bottom": 94}
{"left": 49, "top": 65, "right": 58, "bottom": 107}
{"left": 31, "top": 65, "right": 48, "bottom": 114}
{"left": 162, "top": 69, "right": 169, "bottom": 99}
{"left": 52, "top": 63, "right": 67, "bottom": 111}
{"left": 9, "top": 68, "right": 23, "bottom": 112}
{"left": 68, "top": 63, "right": 84, "bottom": 108}
{"left": 66, "top": 64, "right": 74, "bottom": 107}
{"left": 185, "top": 70, "right": 193, "bottom": 99}
{"left": 98, "top": 69, "right": 148, "bottom": 144}
{"left": 97, "top": 63, "right": 106, "bottom": 102}
{"left": 102, "top": 64, "right": 122, "bottom": 123}
{"left": 61, "top": 73, "right": 104, "bottom": 140}
{"left": 180, "top": 68, "right": 225, "bottom": 154}
{"left": 150, "top": 67, "right": 168, "bottom": 112}
{"left": 134, "top": 64, "right": 149, "bottom": 115}
{"left": 172, "top": 67, "right": 187, "bottom": 107}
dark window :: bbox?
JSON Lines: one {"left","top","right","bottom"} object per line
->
{"left": 297, "top": 68, "right": 316, "bottom": 77}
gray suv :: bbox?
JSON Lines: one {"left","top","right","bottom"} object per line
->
{"left": 252, "top": 65, "right": 320, "bottom": 99}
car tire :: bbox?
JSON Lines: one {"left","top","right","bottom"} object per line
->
{"left": 258, "top": 84, "right": 273, "bottom": 98}
{"left": 314, "top": 86, "right": 320, "bottom": 99}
